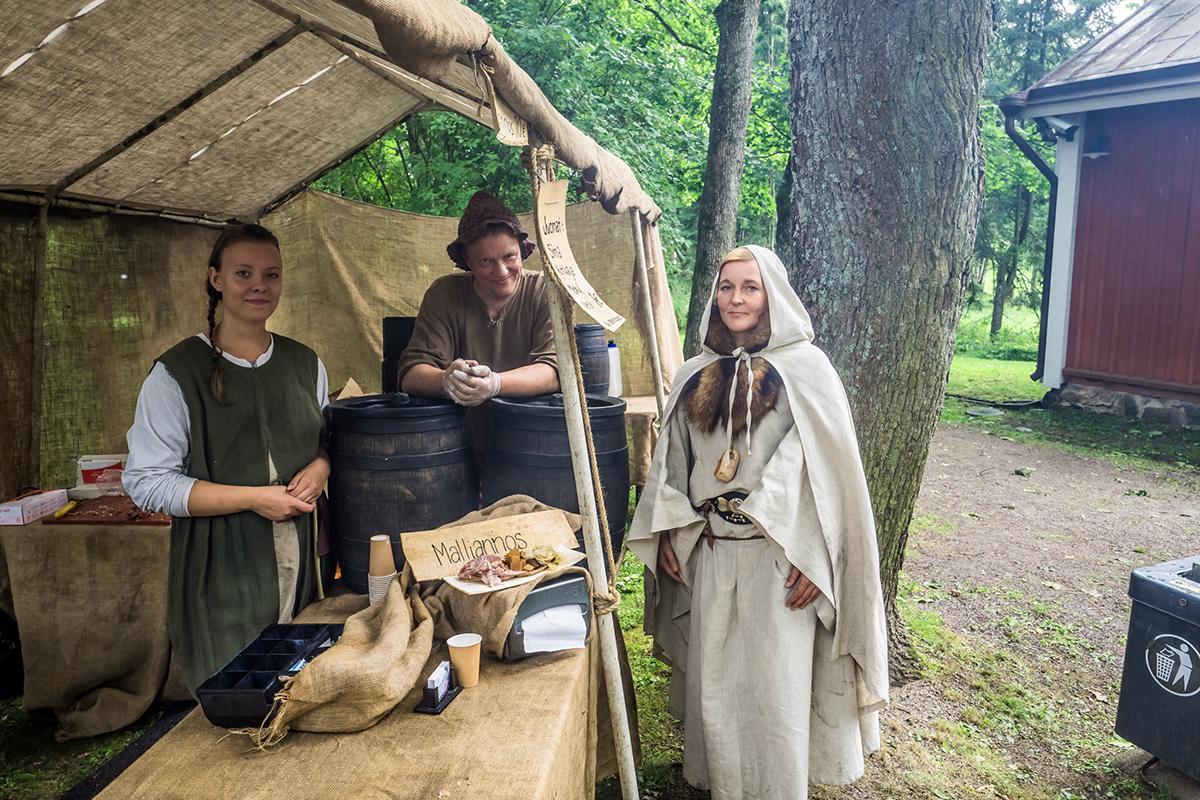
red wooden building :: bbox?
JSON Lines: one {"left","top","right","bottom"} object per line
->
{"left": 1002, "top": 0, "right": 1200, "bottom": 426}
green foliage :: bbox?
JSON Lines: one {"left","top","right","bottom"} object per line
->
{"left": 315, "top": 0, "right": 792, "bottom": 324}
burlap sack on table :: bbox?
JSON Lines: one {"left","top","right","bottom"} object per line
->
{"left": 254, "top": 496, "right": 586, "bottom": 746}
{"left": 254, "top": 570, "right": 433, "bottom": 745}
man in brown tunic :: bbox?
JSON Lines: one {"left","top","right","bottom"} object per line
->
{"left": 397, "top": 192, "right": 559, "bottom": 449}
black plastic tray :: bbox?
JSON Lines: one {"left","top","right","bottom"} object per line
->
{"left": 196, "top": 623, "right": 343, "bottom": 728}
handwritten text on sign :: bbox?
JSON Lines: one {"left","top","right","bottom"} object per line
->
{"left": 492, "top": 94, "right": 529, "bottom": 146}
{"left": 401, "top": 509, "right": 578, "bottom": 582}
{"left": 535, "top": 179, "right": 625, "bottom": 332}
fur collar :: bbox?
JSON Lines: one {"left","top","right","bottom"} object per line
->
{"left": 684, "top": 356, "right": 783, "bottom": 436}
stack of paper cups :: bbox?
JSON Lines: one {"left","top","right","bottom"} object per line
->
{"left": 367, "top": 534, "right": 396, "bottom": 606}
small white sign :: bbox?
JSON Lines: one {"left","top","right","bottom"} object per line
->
{"left": 492, "top": 95, "right": 528, "bottom": 146}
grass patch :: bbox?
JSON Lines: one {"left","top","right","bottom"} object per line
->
{"left": 943, "top": 356, "right": 1200, "bottom": 478}
{"left": 946, "top": 355, "right": 1044, "bottom": 403}
{"left": 894, "top": 577, "right": 1175, "bottom": 796}
{"left": 909, "top": 512, "right": 957, "bottom": 539}
{"left": 0, "top": 698, "right": 156, "bottom": 800}
{"left": 598, "top": 553, "right": 704, "bottom": 800}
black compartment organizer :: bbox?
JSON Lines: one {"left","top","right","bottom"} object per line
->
{"left": 197, "top": 623, "right": 343, "bottom": 728}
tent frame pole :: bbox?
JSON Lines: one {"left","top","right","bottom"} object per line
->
{"left": 528, "top": 149, "right": 640, "bottom": 800}
{"left": 629, "top": 212, "right": 666, "bottom": 419}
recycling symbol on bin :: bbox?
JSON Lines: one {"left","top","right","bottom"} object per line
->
{"left": 1145, "top": 634, "right": 1199, "bottom": 697}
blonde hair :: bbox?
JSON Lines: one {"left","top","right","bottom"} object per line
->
{"left": 720, "top": 247, "right": 755, "bottom": 267}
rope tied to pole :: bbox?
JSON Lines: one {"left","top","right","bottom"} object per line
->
{"left": 525, "top": 144, "right": 622, "bottom": 616}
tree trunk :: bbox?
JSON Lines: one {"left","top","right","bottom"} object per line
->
{"left": 990, "top": 186, "right": 1032, "bottom": 337}
{"left": 682, "top": 0, "right": 762, "bottom": 357}
{"left": 785, "top": 0, "right": 991, "bottom": 674}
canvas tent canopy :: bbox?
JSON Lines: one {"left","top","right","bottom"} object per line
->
{"left": 2, "top": 7, "right": 679, "bottom": 790}
{"left": 0, "top": 0, "right": 661, "bottom": 222}
{"left": 0, "top": 0, "right": 682, "bottom": 500}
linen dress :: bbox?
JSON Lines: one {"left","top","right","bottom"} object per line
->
{"left": 668, "top": 385, "right": 876, "bottom": 799}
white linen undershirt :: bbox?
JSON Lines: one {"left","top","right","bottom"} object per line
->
{"left": 122, "top": 334, "right": 330, "bottom": 516}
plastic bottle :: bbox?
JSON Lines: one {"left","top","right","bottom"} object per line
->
{"left": 607, "top": 340, "right": 623, "bottom": 397}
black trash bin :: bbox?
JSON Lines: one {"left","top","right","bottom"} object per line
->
{"left": 1114, "top": 556, "right": 1200, "bottom": 780}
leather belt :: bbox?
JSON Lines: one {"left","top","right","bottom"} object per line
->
{"left": 695, "top": 491, "right": 753, "bottom": 525}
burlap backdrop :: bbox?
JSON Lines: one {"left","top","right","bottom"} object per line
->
{"left": 0, "top": 204, "right": 38, "bottom": 502}
{"left": 0, "top": 191, "right": 680, "bottom": 498}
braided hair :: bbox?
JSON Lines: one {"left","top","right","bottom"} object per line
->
{"left": 205, "top": 223, "right": 280, "bottom": 401}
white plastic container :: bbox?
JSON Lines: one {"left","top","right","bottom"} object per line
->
{"left": 0, "top": 489, "right": 69, "bottom": 525}
{"left": 77, "top": 454, "right": 126, "bottom": 485}
{"left": 606, "top": 341, "right": 623, "bottom": 397}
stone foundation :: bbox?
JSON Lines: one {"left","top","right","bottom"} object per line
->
{"left": 1055, "top": 383, "right": 1200, "bottom": 429}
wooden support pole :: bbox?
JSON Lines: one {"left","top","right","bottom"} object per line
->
{"left": 529, "top": 151, "right": 639, "bottom": 800}
{"left": 629, "top": 211, "right": 666, "bottom": 420}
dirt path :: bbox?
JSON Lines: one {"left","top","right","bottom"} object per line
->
{"left": 817, "top": 423, "right": 1200, "bottom": 799}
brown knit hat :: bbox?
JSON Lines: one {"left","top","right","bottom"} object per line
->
{"left": 446, "top": 191, "right": 536, "bottom": 270}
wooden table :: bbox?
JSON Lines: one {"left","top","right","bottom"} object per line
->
{"left": 96, "top": 595, "right": 601, "bottom": 800}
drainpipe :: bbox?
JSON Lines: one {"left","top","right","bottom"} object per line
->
{"left": 998, "top": 96, "right": 1058, "bottom": 382}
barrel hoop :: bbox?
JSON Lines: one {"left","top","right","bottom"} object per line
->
{"left": 485, "top": 447, "right": 628, "bottom": 468}
{"left": 334, "top": 416, "right": 466, "bottom": 435}
{"left": 489, "top": 415, "right": 625, "bottom": 433}
{"left": 334, "top": 446, "right": 473, "bottom": 470}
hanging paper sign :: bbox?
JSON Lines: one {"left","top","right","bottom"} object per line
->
{"left": 535, "top": 179, "right": 625, "bottom": 332}
{"left": 492, "top": 95, "right": 529, "bottom": 146}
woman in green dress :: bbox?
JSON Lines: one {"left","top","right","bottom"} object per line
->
{"left": 123, "top": 224, "right": 330, "bottom": 692}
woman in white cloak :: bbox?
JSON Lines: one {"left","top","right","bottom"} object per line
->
{"left": 626, "top": 245, "right": 889, "bottom": 799}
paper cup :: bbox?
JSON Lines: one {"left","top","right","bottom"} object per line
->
{"left": 367, "top": 571, "right": 395, "bottom": 606}
{"left": 446, "top": 633, "right": 482, "bottom": 688}
{"left": 369, "top": 534, "right": 396, "bottom": 577}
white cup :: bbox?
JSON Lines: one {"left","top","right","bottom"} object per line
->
{"left": 367, "top": 571, "right": 396, "bottom": 605}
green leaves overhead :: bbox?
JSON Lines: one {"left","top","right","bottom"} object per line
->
{"left": 315, "top": 0, "right": 790, "bottom": 315}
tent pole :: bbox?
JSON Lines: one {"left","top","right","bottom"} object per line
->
{"left": 528, "top": 151, "right": 640, "bottom": 800}
{"left": 629, "top": 212, "right": 666, "bottom": 419}
{"left": 29, "top": 200, "right": 49, "bottom": 487}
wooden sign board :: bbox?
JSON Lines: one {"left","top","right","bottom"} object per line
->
{"left": 492, "top": 95, "right": 529, "bottom": 146}
{"left": 535, "top": 179, "right": 626, "bottom": 332}
{"left": 401, "top": 509, "right": 578, "bottom": 582}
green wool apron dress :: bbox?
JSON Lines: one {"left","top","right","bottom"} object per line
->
{"left": 157, "top": 335, "right": 322, "bottom": 692}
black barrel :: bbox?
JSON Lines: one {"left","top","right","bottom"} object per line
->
{"left": 574, "top": 323, "right": 610, "bottom": 396}
{"left": 482, "top": 395, "right": 628, "bottom": 559}
{"left": 329, "top": 393, "right": 477, "bottom": 593}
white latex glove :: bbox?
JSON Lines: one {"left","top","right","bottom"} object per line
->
{"left": 446, "top": 362, "right": 502, "bottom": 407}
{"left": 442, "top": 358, "right": 475, "bottom": 405}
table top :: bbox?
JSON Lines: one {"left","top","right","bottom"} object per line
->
{"left": 40, "top": 495, "right": 169, "bottom": 526}
{"left": 96, "top": 596, "right": 597, "bottom": 800}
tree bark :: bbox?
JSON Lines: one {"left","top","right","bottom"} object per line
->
{"left": 682, "top": 0, "right": 762, "bottom": 357}
{"left": 785, "top": 0, "right": 992, "bottom": 673}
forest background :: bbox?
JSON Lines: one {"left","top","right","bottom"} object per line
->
{"left": 315, "top": 0, "right": 1133, "bottom": 362}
